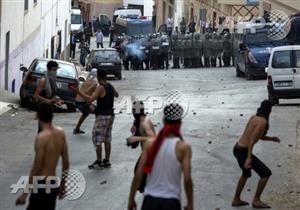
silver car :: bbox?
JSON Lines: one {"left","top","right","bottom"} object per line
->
{"left": 19, "top": 58, "right": 79, "bottom": 112}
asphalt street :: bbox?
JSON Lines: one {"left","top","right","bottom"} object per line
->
{"left": 0, "top": 68, "right": 300, "bottom": 210}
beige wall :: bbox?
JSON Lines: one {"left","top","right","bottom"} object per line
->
{"left": 155, "top": 0, "right": 175, "bottom": 29}
{"left": 260, "top": 0, "right": 300, "bottom": 16}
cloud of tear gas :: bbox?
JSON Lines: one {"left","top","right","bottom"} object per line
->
{"left": 125, "top": 41, "right": 145, "bottom": 61}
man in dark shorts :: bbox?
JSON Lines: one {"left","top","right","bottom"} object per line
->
{"left": 75, "top": 70, "right": 119, "bottom": 169}
{"left": 73, "top": 68, "right": 98, "bottom": 134}
{"left": 15, "top": 102, "right": 70, "bottom": 210}
{"left": 232, "top": 100, "right": 280, "bottom": 209}
{"left": 128, "top": 104, "right": 193, "bottom": 210}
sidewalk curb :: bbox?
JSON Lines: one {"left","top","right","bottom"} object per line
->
{"left": 0, "top": 102, "right": 19, "bottom": 116}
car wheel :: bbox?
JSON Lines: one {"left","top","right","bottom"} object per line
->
{"left": 66, "top": 103, "right": 77, "bottom": 112}
{"left": 20, "top": 85, "right": 30, "bottom": 108}
{"left": 20, "top": 96, "right": 30, "bottom": 108}
{"left": 245, "top": 68, "right": 252, "bottom": 80}
{"left": 115, "top": 72, "right": 122, "bottom": 80}
{"left": 268, "top": 94, "right": 279, "bottom": 105}
{"left": 236, "top": 65, "right": 242, "bottom": 77}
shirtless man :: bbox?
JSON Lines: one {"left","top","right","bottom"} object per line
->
{"left": 127, "top": 100, "right": 156, "bottom": 148}
{"left": 16, "top": 102, "right": 70, "bottom": 210}
{"left": 73, "top": 68, "right": 98, "bottom": 134}
{"left": 126, "top": 101, "right": 156, "bottom": 193}
{"left": 232, "top": 100, "right": 280, "bottom": 209}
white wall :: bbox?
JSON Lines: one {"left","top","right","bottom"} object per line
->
{"left": 0, "top": 0, "right": 42, "bottom": 93}
{"left": 41, "top": 0, "right": 71, "bottom": 58}
{"left": 0, "top": 0, "right": 71, "bottom": 93}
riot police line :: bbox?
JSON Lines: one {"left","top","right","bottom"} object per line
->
{"left": 113, "top": 32, "right": 234, "bottom": 70}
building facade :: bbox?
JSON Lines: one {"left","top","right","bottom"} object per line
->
{"left": 77, "top": 0, "right": 122, "bottom": 23}
{"left": 154, "top": 0, "right": 175, "bottom": 30}
{"left": 259, "top": 0, "right": 300, "bottom": 17}
{"left": 0, "top": 0, "right": 71, "bottom": 93}
{"left": 181, "top": 0, "right": 260, "bottom": 33}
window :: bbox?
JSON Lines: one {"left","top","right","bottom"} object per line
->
{"left": 93, "top": 50, "right": 119, "bottom": 62}
{"left": 71, "top": 14, "right": 82, "bottom": 24}
{"left": 272, "top": 51, "right": 292, "bottom": 68}
{"left": 35, "top": 61, "right": 77, "bottom": 79}
{"left": 295, "top": 51, "right": 300, "bottom": 68}
{"left": 24, "top": 0, "right": 29, "bottom": 11}
{"left": 33, "top": 0, "right": 37, "bottom": 5}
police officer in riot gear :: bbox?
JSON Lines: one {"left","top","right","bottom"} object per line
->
{"left": 192, "top": 33, "right": 204, "bottom": 68}
{"left": 161, "top": 35, "right": 170, "bottom": 69}
{"left": 222, "top": 33, "right": 232, "bottom": 67}
{"left": 172, "top": 34, "right": 180, "bottom": 69}
{"left": 183, "top": 34, "right": 192, "bottom": 68}
{"left": 150, "top": 33, "right": 160, "bottom": 70}
{"left": 203, "top": 33, "right": 212, "bottom": 68}
{"left": 210, "top": 32, "right": 218, "bottom": 67}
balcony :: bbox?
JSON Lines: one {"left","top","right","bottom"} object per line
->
{"left": 217, "top": 0, "right": 259, "bottom": 5}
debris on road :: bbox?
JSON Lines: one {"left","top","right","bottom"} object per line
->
{"left": 100, "top": 181, "right": 107, "bottom": 185}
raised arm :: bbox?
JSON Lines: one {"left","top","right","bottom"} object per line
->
{"left": 78, "top": 85, "right": 103, "bottom": 103}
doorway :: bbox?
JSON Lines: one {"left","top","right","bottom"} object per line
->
{"left": 5, "top": 31, "right": 10, "bottom": 90}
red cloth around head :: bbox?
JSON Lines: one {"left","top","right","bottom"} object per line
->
{"left": 143, "top": 123, "right": 182, "bottom": 174}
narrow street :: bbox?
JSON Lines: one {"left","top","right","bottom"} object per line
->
{"left": 1, "top": 68, "right": 299, "bottom": 210}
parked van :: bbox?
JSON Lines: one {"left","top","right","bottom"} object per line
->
{"left": 71, "top": 9, "right": 83, "bottom": 40}
{"left": 266, "top": 45, "right": 300, "bottom": 104}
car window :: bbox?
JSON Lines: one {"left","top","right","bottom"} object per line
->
{"left": 93, "top": 50, "right": 119, "bottom": 62}
{"left": 295, "top": 50, "right": 300, "bottom": 68}
{"left": 272, "top": 51, "right": 292, "bottom": 68}
{"left": 35, "top": 61, "right": 77, "bottom": 78}
{"left": 71, "top": 14, "right": 82, "bottom": 24}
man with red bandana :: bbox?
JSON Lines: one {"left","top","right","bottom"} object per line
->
{"left": 127, "top": 103, "right": 194, "bottom": 210}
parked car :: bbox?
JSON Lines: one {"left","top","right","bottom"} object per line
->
{"left": 86, "top": 48, "right": 122, "bottom": 80}
{"left": 266, "top": 45, "right": 300, "bottom": 105}
{"left": 19, "top": 58, "right": 79, "bottom": 111}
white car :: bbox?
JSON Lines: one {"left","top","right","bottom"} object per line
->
{"left": 266, "top": 45, "right": 300, "bottom": 105}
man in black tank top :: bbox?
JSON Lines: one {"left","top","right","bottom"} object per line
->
{"left": 76, "top": 70, "right": 119, "bottom": 169}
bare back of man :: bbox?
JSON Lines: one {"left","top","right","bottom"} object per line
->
{"left": 75, "top": 79, "right": 97, "bottom": 102}
{"left": 238, "top": 116, "right": 267, "bottom": 148}
{"left": 36, "top": 127, "right": 68, "bottom": 177}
